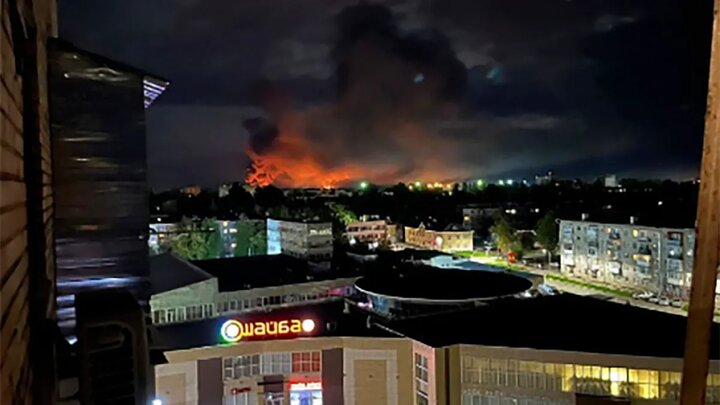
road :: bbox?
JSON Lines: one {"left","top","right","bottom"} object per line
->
{"left": 467, "top": 256, "right": 720, "bottom": 322}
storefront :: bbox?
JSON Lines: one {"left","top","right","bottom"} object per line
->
{"left": 289, "top": 381, "right": 322, "bottom": 405}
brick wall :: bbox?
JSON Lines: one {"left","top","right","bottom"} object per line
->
{"left": 1, "top": 0, "right": 56, "bottom": 403}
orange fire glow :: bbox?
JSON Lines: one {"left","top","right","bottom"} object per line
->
{"left": 245, "top": 108, "right": 463, "bottom": 188}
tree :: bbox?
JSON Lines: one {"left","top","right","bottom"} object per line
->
{"left": 232, "top": 220, "right": 267, "bottom": 256}
{"left": 536, "top": 211, "right": 559, "bottom": 265}
{"left": 255, "top": 185, "right": 286, "bottom": 209}
{"left": 169, "top": 218, "right": 222, "bottom": 260}
{"left": 490, "top": 215, "right": 516, "bottom": 254}
{"left": 328, "top": 203, "right": 357, "bottom": 225}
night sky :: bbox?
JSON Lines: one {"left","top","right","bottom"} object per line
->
{"left": 58, "top": 0, "right": 714, "bottom": 190}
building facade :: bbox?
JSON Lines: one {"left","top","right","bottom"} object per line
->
{"left": 346, "top": 219, "right": 389, "bottom": 245}
{"left": 149, "top": 255, "right": 356, "bottom": 326}
{"left": 462, "top": 206, "right": 501, "bottom": 230}
{"left": 404, "top": 224, "right": 473, "bottom": 253}
{"left": 1, "top": 0, "right": 57, "bottom": 402}
{"left": 267, "top": 219, "right": 333, "bottom": 261}
{"left": 155, "top": 334, "right": 720, "bottom": 405}
{"left": 559, "top": 220, "right": 696, "bottom": 298}
{"left": 49, "top": 39, "right": 169, "bottom": 332}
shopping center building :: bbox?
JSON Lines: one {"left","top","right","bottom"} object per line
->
{"left": 152, "top": 269, "right": 720, "bottom": 405}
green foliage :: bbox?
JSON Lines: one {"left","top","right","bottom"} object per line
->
{"left": 536, "top": 211, "right": 559, "bottom": 252}
{"left": 490, "top": 215, "right": 517, "bottom": 254}
{"left": 168, "top": 218, "right": 222, "bottom": 260}
{"left": 328, "top": 203, "right": 358, "bottom": 225}
{"left": 232, "top": 220, "right": 267, "bottom": 256}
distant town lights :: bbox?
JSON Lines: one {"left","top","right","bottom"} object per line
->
{"left": 506, "top": 179, "right": 514, "bottom": 185}
{"left": 498, "top": 180, "right": 505, "bottom": 186}
{"left": 359, "top": 181, "right": 368, "bottom": 190}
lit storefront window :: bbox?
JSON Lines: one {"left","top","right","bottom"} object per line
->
{"left": 459, "top": 355, "right": 719, "bottom": 401}
{"left": 289, "top": 382, "right": 322, "bottom": 405}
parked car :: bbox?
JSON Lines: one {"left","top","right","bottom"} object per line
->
{"left": 538, "top": 284, "right": 560, "bottom": 296}
{"left": 671, "top": 299, "right": 683, "bottom": 308}
{"left": 657, "top": 297, "right": 671, "bottom": 306}
{"left": 648, "top": 295, "right": 660, "bottom": 304}
{"left": 632, "top": 291, "right": 653, "bottom": 300}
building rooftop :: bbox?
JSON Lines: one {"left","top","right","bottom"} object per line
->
{"left": 153, "top": 295, "right": 718, "bottom": 361}
{"left": 149, "top": 254, "right": 213, "bottom": 295}
{"left": 385, "top": 294, "right": 720, "bottom": 359}
{"left": 151, "top": 300, "right": 392, "bottom": 354}
{"left": 191, "top": 255, "right": 360, "bottom": 292}
{"left": 355, "top": 266, "right": 532, "bottom": 302}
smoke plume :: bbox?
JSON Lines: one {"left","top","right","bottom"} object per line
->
{"left": 245, "top": 3, "right": 468, "bottom": 187}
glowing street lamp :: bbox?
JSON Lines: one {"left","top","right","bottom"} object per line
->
{"left": 414, "top": 181, "right": 422, "bottom": 188}
{"left": 498, "top": 180, "right": 505, "bottom": 186}
{"left": 476, "top": 179, "right": 484, "bottom": 187}
{"left": 359, "top": 181, "right": 369, "bottom": 190}
{"left": 506, "top": 179, "right": 514, "bottom": 186}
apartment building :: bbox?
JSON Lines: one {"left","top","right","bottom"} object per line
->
{"left": 346, "top": 219, "right": 389, "bottom": 245}
{"left": 559, "top": 219, "right": 695, "bottom": 298}
{"left": 404, "top": 223, "right": 473, "bottom": 253}
{"left": 267, "top": 218, "right": 333, "bottom": 261}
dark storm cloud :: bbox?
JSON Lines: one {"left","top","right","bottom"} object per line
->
{"left": 59, "top": 0, "right": 714, "bottom": 189}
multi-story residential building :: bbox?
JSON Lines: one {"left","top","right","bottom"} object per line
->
{"left": 149, "top": 254, "right": 357, "bottom": 326}
{"left": 404, "top": 223, "right": 473, "bottom": 253}
{"left": 149, "top": 219, "right": 266, "bottom": 258}
{"left": 153, "top": 296, "right": 720, "bottom": 405}
{"left": 346, "top": 218, "right": 389, "bottom": 245}
{"left": 559, "top": 219, "right": 696, "bottom": 298}
{"left": 267, "top": 218, "right": 333, "bottom": 261}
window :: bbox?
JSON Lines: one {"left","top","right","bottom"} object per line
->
{"left": 224, "top": 358, "right": 234, "bottom": 380}
{"left": 176, "top": 307, "right": 186, "bottom": 322}
{"left": 230, "top": 300, "right": 238, "bottom": 310}
{"left": 228, "top": 355, "right": 260, "bottom": 378}
{"left": 292, "top": 351, "right": 321, "bottom": 373}
{"left": 153, "top": 310, "right": 166, "bottom": 324}
{"left": 415, "top": 353, "right": 429, "bottom": 405}
{"left": 222, "top": 301, "right": 230, "bottom": 312}
{"left": 225, "top": 391, "right": 255, "bottom": 405}
{"left": 166, "top": 309, "right": 176, "bottom": 323}
{"left": 262, "top": 353, "right": 291, "bottom": 375}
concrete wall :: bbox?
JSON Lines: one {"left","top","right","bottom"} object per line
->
{"left": 1, "top": 0, "right": 56, "bottom": 402}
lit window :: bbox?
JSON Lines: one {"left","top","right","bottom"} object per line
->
{"left": 292, "top": 351, "right": 321, "bottom": 373}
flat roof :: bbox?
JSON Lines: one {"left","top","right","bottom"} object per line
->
{"left": 385, "top": 294, "right": 720, "bottom": 359}
{"left": 149, "top": 254, "right": 213, "bottom": 295}
{"left": 191, "top": 255, "right": 359, "bottom": 292}
{"left": 355, "top": 266, "right": 532, "bottom": 302}
{"left": 152, "top": 300, "right": 392, "bottom": 353}
{"left": 154, "top": 295, "right": 719, "bottom": 361}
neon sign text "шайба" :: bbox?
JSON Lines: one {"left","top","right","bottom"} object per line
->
{"left": 220, "top": 318, "right": 316, "bottom": 343}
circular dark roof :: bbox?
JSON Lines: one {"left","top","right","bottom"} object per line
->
{"left": 355, "top": 266, "right": 532, "bottom": 303}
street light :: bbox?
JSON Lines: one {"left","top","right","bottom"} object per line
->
{"left": 359, "top": 181, "right": 368, "bottom": 190}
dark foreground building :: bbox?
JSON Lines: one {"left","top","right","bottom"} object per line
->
{"left": 48, "top": 39, "right": 168, "bottom": 333}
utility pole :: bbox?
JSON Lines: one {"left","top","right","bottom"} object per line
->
{"left": 681, "top": 0, "right": 720, "bottom": 403}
